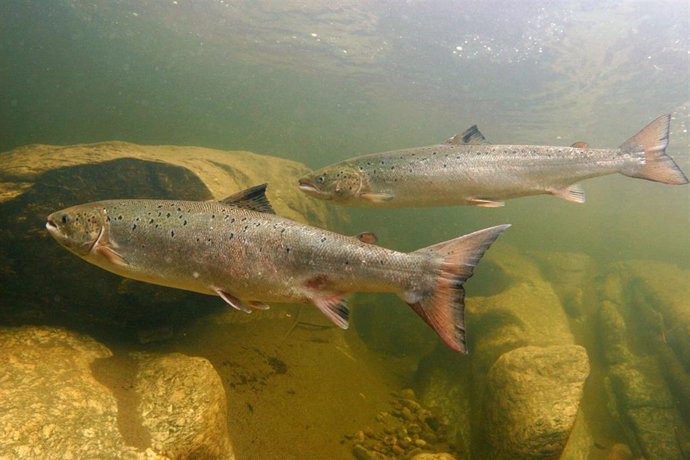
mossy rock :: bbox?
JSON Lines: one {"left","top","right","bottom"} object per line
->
{"left": 0, "top": 142, "right": 342, "bottom": 338}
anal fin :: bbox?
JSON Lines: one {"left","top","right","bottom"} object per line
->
{"left": 550, "top": 184, "right": 585, "bottom": 203}
{"left": 312, "top": 295, "right": 349, "bottom": 329}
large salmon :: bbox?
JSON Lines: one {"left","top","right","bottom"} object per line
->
{"left": 298, "top": 114, "right": 687, "bottom": 208}
{"left": 46, "top": 184, "right": 509, "bottom": 353}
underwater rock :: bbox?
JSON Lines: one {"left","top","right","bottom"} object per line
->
{"left": 531, "top": 250, "right": 593, "bottom": 318}
{"left": 411, "top": 453, "right": 458, "bottom": 460}
{"left": 416, "top": 246, "right": 582, "bottom": 459}
{"left": 482, "top": 345, "right": 589, "bottom": 460}
{"left": 344, "top": 389, "right": 454, "bottom": 459}
{"left": 0, "top": 141, "right": 341, "bottom": 335}
{"left": 599, "top": 260, "right": 690, "bottom": 459}
{"left": 467, "top": 245, "right": 575, "bottom": 373}
{"left": 133, "top": 353, "right": 232, "bottom": 459}
{"left": 0, "top": 326, "right": 234, "bottom": 459}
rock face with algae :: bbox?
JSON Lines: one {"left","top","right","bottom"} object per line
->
{"left": 0, "top": 141, "right": 341, "bottom": 334}
{"left": 414, "top": 246, "right": 591, "bottom": 460}
{"left": 0, "top": 326, "right": 233, "bottom": 459}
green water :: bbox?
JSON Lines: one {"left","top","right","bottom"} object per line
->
{"left": 1, "top": 1, "right": 689, "bottom": 459}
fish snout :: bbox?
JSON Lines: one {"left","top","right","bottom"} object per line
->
{"left": 298, "top": 177, "right": 323, "bottom": 196}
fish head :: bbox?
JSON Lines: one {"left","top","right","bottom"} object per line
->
{"left": 298, "top": 164, "right": 364, "bottom": 202}
{"left": 46, "top": 204, "right": 106, "bottom": 257}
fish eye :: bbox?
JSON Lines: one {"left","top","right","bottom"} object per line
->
{"left": 61, "top": 215, "right": 69, "bottom": 224}
{"left": 317, "top": 176, "right": 325, "bottom": 183}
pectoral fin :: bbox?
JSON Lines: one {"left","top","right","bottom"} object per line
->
{"left": 360, "top": 192, "right": 395, "bottom": 203}
{"left": 467, "top": 197, "right": 505, "bottom": 208}
{"left": 570, "top": 142, "right": 589, "bottom": 148}
{"left": 550, "top": 184, "right": 586, "bottom": 203}
{"left": 214, "top": 288, "right": 252, "bottom": 313}
{"left": 312, "top": 295, "right": 349, "bottom": 329}
{"left": 95, "top": 246, "right": 129, "bottom": 266}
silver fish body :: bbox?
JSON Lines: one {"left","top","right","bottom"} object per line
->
{"left": 46, "top": 185, "right": 509, "bottom": 353}
{"left": 298, "top": 115, "right": 687, "bottom": 208}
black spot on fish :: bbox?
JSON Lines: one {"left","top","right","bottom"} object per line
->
{"left": 432, "top": 151, "right": 437, "bottom": 155}
{"left": 244, "top": 225, "right": 249, "bottom": 231}
{"left": 241, "top": 217, "right": 247, "bottom": 222}
{"left": 149, "top": 219, "right": 154, "bottom": 224}
{"left": 286, "top": 247, "right": 291, "bottom": 253}
{"left": 177, "top": 207, "right": 181, "bottom": 212}
{"left": 117, "top": 215, "right": 122, "bottom": 220}
{"left": 344, "top": 260, "right": 349, "bottom": 265}
{"left": 366, "top": 161, "right": 372, "bottom": 166}
{"left": 390, "top": 166, "right": 395, "bottom": 170}
{"left": 229, "top": 232, "right": 234, "bottom": 240}
{"left": 155, "top": 224, "right": 159, "bottom": 228}
{"left": 166, "top": 213, "right": 171, "bottom": 218}
{"left": 171, "top": 230, "right": 175, "bottom": 237}
{"left": 132, "top": 224, "right": 137, "bottom": 230}
{"left": 106, "top": 216, "right": 111, "bottom": 222}
{"left": 183, "top": 220, "right": 187, "bottom": 226}
{"left": 281, "top": 228, "right": 286, "bottom": 234}
{"left": 157, "top": 205, "right": 163, "bottom": 209}
{"left": 320, "top": 237, "right": 326, "bottom": 242}
{"left": 380, "top": 160, "right": 385, "bottom": 165}
{"left": 231, "top": 218, "right": 235, "bottom": 223}
{"left": 443, "top": 164, "right": 447, "bottom": 168}
{"left": 212, "top": 214, "right": 215, "bottom": 219}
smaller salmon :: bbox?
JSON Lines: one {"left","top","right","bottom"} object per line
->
{"left": 298, "top": 115, "right": 687, "bottom": 208}
{"left": 45, "top": 184, "right": 510, "bottom": 353}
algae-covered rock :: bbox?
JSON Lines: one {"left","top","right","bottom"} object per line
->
{"left": 531, "top": 250, "right": 594, "bottom": 318}
{"left": 482, "top": 345, "right": 590, "bottom": 460}
{"left": 134, "top": 353, "right": 232, "bottom": 459}
{"left": 0, "top": 327, "right": 130, "bottom": 459}
{"left": 0, "top": 326, "right": 234, "bottom": 459}
{"left": 415, "top": 246, "right": 585, "bottom": 459}
{"left": 598, "top": 260, "right": 690, "bottom": 458}
{"left": 0, "top": 142, "right": 341, "bottom": 335}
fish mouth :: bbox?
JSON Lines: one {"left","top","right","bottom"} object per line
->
{"left": 45, "top": 218, "right": 57, "bottom": 233}
{"left": 297, "top": 178, "right": 325, "bottom": 196}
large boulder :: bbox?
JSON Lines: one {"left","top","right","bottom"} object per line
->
{"left": 415, "top": 247, "right": 590, "bottom": 459}
{"left": 0, "top": 326, "right": 233, "bottom": 459}
{"left": 481, "top": 345, "right": 590, "bottom": 460}
{"left": 0, "top": 142, "right": 340, "bottom": 337}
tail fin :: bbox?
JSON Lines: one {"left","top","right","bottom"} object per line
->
{"left": 403, "top": 224, "right": 510, "bottom": 354}
{"left": 619, "top": 114, "right": 688, "bottom": 185}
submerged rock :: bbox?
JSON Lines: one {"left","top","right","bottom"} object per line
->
{"left": 0, "top": 326, "right": 234, "bottom": 459}
{"left": 482, "top": 345, "right": 590, "bottom": 460}
{"left": 599, "top": 260, "right": 690, "bottom": 459}
{"left": 0, "top": 141, "right": 340, "bottom": 336}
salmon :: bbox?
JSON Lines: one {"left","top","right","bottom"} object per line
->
{"left": 46, "top": 184, "right": 509, "bottom": 353}
{"left": 298, "top": 115, "right": 687, "bottom": 208}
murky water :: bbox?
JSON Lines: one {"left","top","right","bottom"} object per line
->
{"left": 1, "top": 1, "right": 688, "bottom": 459}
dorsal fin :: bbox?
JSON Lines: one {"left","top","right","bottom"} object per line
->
{"left": 445, "top": 125, "right": 489, "bottom": 145}
{"left": 570, "top": 141, "right": 589, "bottom": 148}
{"left": 219, "top": 183, "right": 275, "bottom": 214}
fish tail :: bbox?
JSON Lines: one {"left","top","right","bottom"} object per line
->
{"left": 619, "top": 114, "right": 688, "bottom": 185}
{"left": 403, "top": 224, "right": 510, "bottom": 354}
